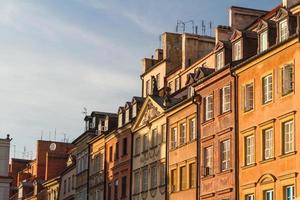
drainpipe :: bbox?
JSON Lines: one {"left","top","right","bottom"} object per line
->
{"left": 130, "top": 129, "right": 134, "bottom": 199}
{"left": 87, "top": 145, "right": 90, "bottom": 200}
{"left": 231, "top": 70, "right": 239, "bottom": 200}
{"left": 192, "top": 93, "right": 201, "bottom": 200}
{"left": 165, "top": 117, "right": 169, "bottom": 200}
{"left": 104, "top": 141, "right": 107, "bottom": 200}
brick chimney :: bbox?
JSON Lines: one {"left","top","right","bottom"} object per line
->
{"left": 215, "top": 26, "right": 233, "bottom": 44}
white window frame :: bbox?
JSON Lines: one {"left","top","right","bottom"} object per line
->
{"left": 245, "top": 135, "right": 255, "bottom": 165}
{"left": 283, "top": 120, "right": 294, "bottom": 154}
{"left": 264, "top": 190, "right": 273, "bottom": 200}
{"left": 156, "top": 73, "right": 160, "bottom": 89}
{"left": 221, "top": 140, "right": 230, "bottom": 171}
{"left": 179, "top": 123, "right": 186, "bottom": 145}
{"left": 204, "top": 146, "right": 213, "bottom": 176}
{"left": 175, "top": 77, "right": 180, "bottom": 91}
{"left": 282, "top": 64, "right": 294, "bottom": 96}
{"left": 263, "top": 128, "right": 273, "bottom": 160}
{"left": 233, "top": 40, "right": 242, "bottom": 61}
{"left": 171, "top": 127, "right": 177, "bottom": 149}
{"left": 205, "top": 95, "right": 213, "bottom": 121}
{"left": 221, "top": 85, "right": 231, "bottom": 113}
{"left": 189, "top": 118, "right": 196, "bottom": 141}
{"left": 216, "top": 51, "right": 224, "bottom": 70}
{"left": 285, "top": 185, "right": 294, "bottom": 200}
{"left": 132, "top": 103, "right": 137, "bottom": 118}
{"left": 260, "top": 30, "right": 268, "bottom": 52}
{"left": 244, "top": 82, "right": 254, "bottom": 112}
{"left": 279, "top": 19, "right": 288, "bottom": 42}
{"left": 125, "top": 109, "right": 130, "bottom": 124}
{"left": 118, "top": 113, "right": 123, "bottom": 128}
{"left": 246, "top": 194, "right": 255, "bottom": 200}
{"left": 263, "top": 74, "right": 273, "bottom": 104}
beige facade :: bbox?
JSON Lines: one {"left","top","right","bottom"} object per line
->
{"left": 131, "top": 96, "right": 167, "bottom": 200}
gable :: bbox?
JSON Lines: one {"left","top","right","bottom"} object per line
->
{"left": 214, "top": 41, "right": 224, "bottom": 52}
{"left": 253, "top": 20, "right": 268, "bottom": 32}
{"left": 230, "top": 30, "right": 242, "bottom": 42}
{"left": 132, "top": 97, "right": 164, "bottom": 131}
{"left": 273, "top": 7, "right": 289, "bottom": 21}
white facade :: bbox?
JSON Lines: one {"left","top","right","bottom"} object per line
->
{"left": 0, "top": 135, "right": 11, "bottom": 200}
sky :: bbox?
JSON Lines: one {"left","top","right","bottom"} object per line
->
{"left": 0, "top": 0, "right": 279, "bottom": 159}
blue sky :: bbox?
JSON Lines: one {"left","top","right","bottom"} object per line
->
{"left": 0, "top": 0, "right": 279, "bottom": 158}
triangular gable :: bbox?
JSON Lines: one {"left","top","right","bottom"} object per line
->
{"left": 273, "top": 7, "right": 289, "bottom": 21}
{"left": 125, "top": 102, "right": 131, "bottom": 110}
{"left": 66, "top": 155, "right": 74, "bottom": 166}
{"left": 118, "top": 107, "right": 124, "bottom": 114}
{"left": 132, "top": 96, "right": 164, "bottom": 131}
{"left": 185, "top": 73, "right": 195, "bottom": 86}
{"left": 230, "top": 30, "right": 242, "bottom": 42}
{"left": 214, "top": 41, "right": 225, "bottom": 52}
{"left": 253, "top": 20, "right": 268, "bottom": 32}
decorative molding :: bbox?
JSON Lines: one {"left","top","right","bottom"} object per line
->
{"left": 277, "top": 110, "right": 297, "bottom": 120}
{"left": 278, "top": 172, "right": 298, "bottom": 181}
{"left": 258, "top": 118, "right": 276, "bottom": 127}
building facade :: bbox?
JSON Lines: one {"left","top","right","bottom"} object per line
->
{"left": 0, "top": 134, "right": 12, "bottom": 200}
{"left": 235, "top": 2, "right": 300, "bottom": 199}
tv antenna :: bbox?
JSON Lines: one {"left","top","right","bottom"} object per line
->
{"left": 82, "top": 107, "right": 88, "bottom": 116}
{"left": 176, "top": 20, "right": 195, "bottom": 34}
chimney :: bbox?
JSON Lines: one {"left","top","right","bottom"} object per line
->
{"left": 229, "top": 6, "right": 267, "bottom": 30}
{"left": 215, "top": 26, "right": 233, "bottom": 44}
{"left": 154, "top": 49, "right": 163, "bottom": 61}
{"left": 283, "top": 0, "right": 300, "bottom": 8}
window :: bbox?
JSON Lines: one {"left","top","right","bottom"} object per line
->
{"left": 168, "top": 81, "right": 174, "bottom": 93}
{"left": 109, "top": 146, "right": 113, "bottom": 162}
{"left": 114, "top": 180, "right": 118, "bottom": 200}
{"left": 143, "top": 134, "right": 149, "bottom": 152}
{"left": 284, "top": 185, "right": 294, "bottom": 200}
{"left": 171, "top": 169, "right": 177, "bottom": 192}
{"left": 221, "top": 85, "right": 231, "bottom": 113}
{"left": 244, "top": 83, "right": 254, "bottom": 112}
{"left": 233, "top": 40, "right": 242, "bottom": 61}
{"left": 72, "top": 175, "right": 75, "bottom": 189}
{"left": 64, "top": 179, "right": 67, "bottom": 194}
{"left": 189, "top": 118, "right": 196, "bottom": 141}
{"left": 132, "top": 103, "right": 137, "bottom": 118}
{"left": 179, "top": 166, "right": 187, "bottom": 191}
{"left": 118, "top": 113, "right": 123, "bottom": 128}
{"left": 151, "top": 128, "right": 158, "bottom": 147}
{"left": 264, "top": 190, "right": 273, "bottom": 200}
{"left": 135, "top": 137, "right": 141, "bottom": 155}
{"left": 125, "top": 109, "right": 130, "bottom": 124}
{"left": 121, "top": 176, "right": 127, "bottom": 198}
{"left": 122, "top": 137, "right": 127, "bottom": 156}
{"left": 156, "top": 73, "right": 160, "bottom": 89}
{"left": 142, "top": 167, "right": 148, "bottom": 192}
{"left": 204, "top": 146, "right": 213, "bottom": 176}
{"left": 246, "top": 194, "right": 254, "bottom": 200}
{"left": 68, "top": 177, "right": 71, "bottom": 192}
{"left": 245, "top": 135, "right": 255, "bottom": 165}
{"left": 221, "top": 140, "right": 230, "bottom": 171}
{"left": 100, "top": 153, "right": 104, "bottom": 171}
{"left": 188, "top": 86, "right": 195, "bottom": 98}
{"left": 189, "top": 163, "right": 196, "bottom": 188}
{"left": 175, "top": 77, "right": 180, "bottom": 91}
{"left": 161, "top": 124, "right": 166, "bottom": 143}
{"left": 134, "top": 171, "right": 140, "bottom": 194}
{"left": 160, "top": 162, "right": 166, "bottom": 186}
{"left": 279, "top": 19, "right": 288, "bottom": 42}
{"left": 114, "top": 142, "right": 119, "bottom": 160}
{"left": 282, "top": 64, "right": 294, "bottom": 96}
{"left": 146, "top": 80, "right": 150, "bottom": 96}
{"left": 179, "top": 123, "right": 186, "bottom": 145}
{"left": 263, "top": 74, "right": 273, "bottom": 104}
{"left": 263, "top": 128, "right": 273, "bottom": 160}
{"left": 259, "top": 30, "right": 268, "bottom": 52}
{"left": 205, "top": 95, "right": 213, "bottom": 121}
{"left": 170, "top": 127, "right": 177, "bottom": 149}
{"left": 283, "top": 120, "right": 294, "bottom": 154}
{"left": 150, "top": 164, "right": 157, "bottom": 189}
{"left": 216, "top": 51, "right": 224, "bottom": 70}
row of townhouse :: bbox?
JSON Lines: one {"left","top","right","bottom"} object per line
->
{"left": 55, "top": 0, "right": 300, "bottom": 200}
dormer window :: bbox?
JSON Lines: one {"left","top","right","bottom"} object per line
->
{"left": 132, "top": 104, "right": 137, "bottom": 118}
{"left": 146, "top": 80, "right": 150, "bottom": 96}
{"left": 125, "top": 109, "right": 130, "bottom": 124}
{"left": 92, "top": 117, "right": 96, "bottom": 129}
{"left": 175, "top": 77, "right": 180, "bottom": 91}
{"left": 216, "top": 51, "right": 224, "bottom": 70}
{"left": 156, "top": 74, "right": 160, "bottom": 89}
{"left": 233, "top": 40, "right": 242, "bottom": 61}
{"left": 279, "top": 19, "right": 288, "bottom": 42}
{"left": 118, "top": 113, "right": 123, "bottom": 128}
{"left": 188, "top": 86, "right": 195, "bottom": 98}
{"left": 259, "top": 30, "right": 268, "bottom": 52}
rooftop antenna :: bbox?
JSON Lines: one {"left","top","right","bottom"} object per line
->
{"left": 176, "top": 20, "right": 195, "bottom": 34}
{"left": 201, "top": 20, "right": 206, "bottom": 35}
{"left": 13, "top": 145, "right": 16, "bottom": 158}
{"left": 82, "top": 107, "right": 88, "bottom": 116}
{"left": 40, "top": 130, "right": 44, "bottom": 140}
{"left": 159, "top": 34, "right": 162, "bottom": 49}
{"left": 22, "top": 146, "right": 26, "bottom": 159}
{"left": 54, "top": 128, "right": 57, "bottom": 141}
{"left": 48, "top": 131, "right": 51, "bottom": 141}
{"left": 209, "top": 21, "right": 213, "bottom": 36}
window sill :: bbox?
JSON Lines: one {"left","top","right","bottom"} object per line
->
{"left": 202, "top": 174, "right": 215, "bottom": 180}
{"left": 202, "top": 118, "right": 214, "bottom": 126}
{"left": 201, "top": 134, "right": 215, "bottom": 142}
{"left": 281, "top": 91, "right": 294, "bottom": 98}
{"left": 262, "top": 100, "right": 273, "bottom": 107}
{"left": 218, "top": 110, "right": 232, "bottom": 118}
{"left": 243, "top": 109, "right": 254, "bottom": 114}
{"left": 216, "top": 168, "right": 233, "bottom": 175}
{"left": 259, "top": 157, "right": 276, "bottom": 164}
{"left": 279, "top": 151, "right": 297, "bottom": 159}
{"left": 241, "top": 163, "right": 257, "bottom": 170}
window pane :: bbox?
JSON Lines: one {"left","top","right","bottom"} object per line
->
{"left": 263, "top": 74, "right": 273, "bottom": 103}
{"left": 260, "top": 31, "right": 268, "bottom": 52}
{"left": 179, "top": 123, "right": 186, "bottom": 145}
{"left": 189, "top": 118, "right": 196, "bottom": 141}
{"left": 263, "top": 128, "right": 273, "bottom": 160}
{"left": 179, "top": 166, "right": 187, "bottom": 190}
{"left": 244, "top": 83, "right": 254, "bottom": 112}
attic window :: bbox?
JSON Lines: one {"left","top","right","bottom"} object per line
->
{"left": 118, "top": 113, "right": 123, "bottom": 128}
{"left": 233, "top": 40, "right": 242, "bottom": 61}
{"left": 259, "top": 30, "right": 268, "bottom": 52}
{"left": 132, "top": 103, "right": 137, "bottom": 118}
{"left": 188, "top": 86, "right": 195, "bottom": 98}
{"left": 279, "top": 19, "right": 288, "bottom": 42}
{"left": 125, "top": 109, "right": 130, "bottom": 124}
{"left": 216, "top": 51, "right": 224, "bottom": 70}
